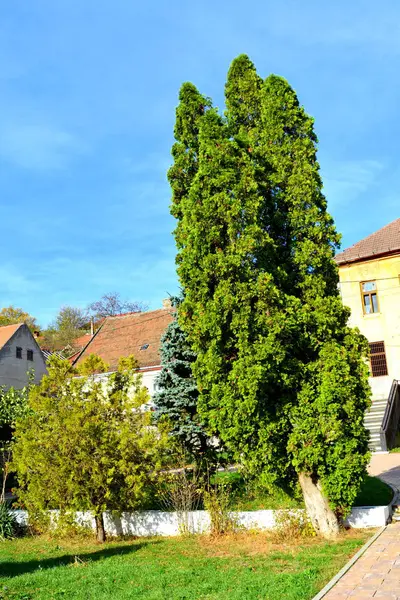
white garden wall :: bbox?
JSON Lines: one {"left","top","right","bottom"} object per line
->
{"left": 12, "top": 504, "right": 391, "bottom": 536}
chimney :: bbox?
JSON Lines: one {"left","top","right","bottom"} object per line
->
{"left": 162, "top": 298, "right": 173, "bottom": 310}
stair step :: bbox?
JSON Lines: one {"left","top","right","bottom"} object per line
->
{"left": 364, "top": 420, "right": 385, "bottom": 427}
{"left": 364, "top": 396, "right": 390, "bottom": 453}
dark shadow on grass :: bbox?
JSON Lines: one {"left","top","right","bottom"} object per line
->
{"left": 0, "top": 538, "right": 161, "bottom": 579}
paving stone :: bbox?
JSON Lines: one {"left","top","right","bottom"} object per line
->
{"left": 323, "top": 455, "right": 400, "bottom": 599}
{"left": 324, "top": 524, "right": 400, "bottom": 598}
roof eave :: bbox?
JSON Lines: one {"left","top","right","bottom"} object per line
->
{"left": 336, "top": 247, "right": 400, "bottom": 267}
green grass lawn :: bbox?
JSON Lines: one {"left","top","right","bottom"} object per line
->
{"left": 212, "top": 472, "right": 393, "bottom": 511}
{"left": 0, "top": 531, "right": 371, "bottom": 600}
{"left": 354, "top": 475, "right": 393, "bottom": 506}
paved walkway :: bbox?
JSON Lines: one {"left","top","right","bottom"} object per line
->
{"left": 324, "top": 522, "right": 400, "bottom": 599}
{"left": 369, "top": 454, "right": 400, "bottom": 493}
{"left": 322, "top": 454, "right": 400, "bottom": 599}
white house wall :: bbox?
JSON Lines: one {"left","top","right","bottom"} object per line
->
{"left": 141, "top": 369, "right": 160, "bottom": 398}
{"left": 0, "top": 325, "right": 47, "bottom": 389}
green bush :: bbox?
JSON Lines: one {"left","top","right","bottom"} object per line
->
{"left": 0, "top": 501, "right": 17, "bottom": 540}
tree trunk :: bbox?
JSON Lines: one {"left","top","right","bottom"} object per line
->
{"left": 95, "top": 513, "right": 106, "bottom": 543}
{"left": 0, "top": 450, "right": 11, "bottom": 503}
{"left": 298, "top": 473, "right": 339, "bottom": 539}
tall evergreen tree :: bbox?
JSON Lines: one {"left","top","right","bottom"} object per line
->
{"left": 168, "top": 82, "right": 211, "bottom": 223}
{"left": 170, "top": 55, "right": 370, "bottom": 537}
{"left": 153, "top": 302, "right": 210, "bottom": 457}
{"left": 261, "top": 74, "right": 370, "bottom": 533}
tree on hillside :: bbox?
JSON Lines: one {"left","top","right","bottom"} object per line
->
{"left": 87, "top": 292, "right": 146, "bottom": 320}
{"left": 0, "top": 307, "right": 38, "bottom": 331}
{"left": 55, "top": 306, "right": 87, "bottom": 332}
{"left": 153, "top": 299, "right": 212, "bottom": 459}
{"left": 41, "top": 306, "right": 88, "bottom": 352}
{"left": 170, "top": 55, "right": 370, "bottom": 537}
{"left": 12, "top": 355, "right": 168, "bottom": 542}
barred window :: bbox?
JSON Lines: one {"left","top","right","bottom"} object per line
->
{"left": 369, "top": 341, "right": 388, "bottom": 377}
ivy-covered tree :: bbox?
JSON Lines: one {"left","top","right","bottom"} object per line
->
{"left": 153, "top": 301, "right": 210, "bottom": 458}
{"left": 170, "top": 55, "right": 371, "bottom": 537}
{"left": 12, "top": 356, "right": 168, "bottom": 542}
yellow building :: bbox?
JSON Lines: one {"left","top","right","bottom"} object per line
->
{"left": 336, "top": 218, "right": 400, "bottom": 451}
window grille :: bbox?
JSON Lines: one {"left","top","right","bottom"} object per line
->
{"left": 369, "top": 341, "right": 388, "bottom": 377}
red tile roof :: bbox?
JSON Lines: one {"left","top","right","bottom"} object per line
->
{"left": 73, "top": 333, "right": 93, "bottom": 349}
{"left": 335, "top": 218, "right": 400, "bottom": 265}
{"left": 73, "top": 308, "right": 174, "bottom": 371}
{"left": 0, "top": 324, "right": 23, "bottom": 349}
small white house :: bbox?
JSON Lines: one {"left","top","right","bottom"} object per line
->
{"left": 73, "top": 302, "right": 174, "bottom": 397}
{"left": 0, "top": 323, "right": 48, "bottom": 389}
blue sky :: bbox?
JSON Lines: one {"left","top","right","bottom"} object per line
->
{"left": 1, "top": 1, "right": 399, "bottom": 326}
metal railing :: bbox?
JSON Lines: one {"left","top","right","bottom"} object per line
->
{"left": 380, "top": 379, "right": 400, "bottom": 451}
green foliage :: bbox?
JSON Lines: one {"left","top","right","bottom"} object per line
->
{"left": 203, "top": 483, "right": 238, "bottom": 536}
{"left": 55, "top": 306, "right": 87, "bottom": 332}
{"left": 117, "top": 355, "right": 139, "bottom": 372}
{"left": 0, "top": 383, "right": 31, "bottom": 438}
{"left": 0, "top": 381, "right": 32, "bottom": 499}
{"left": 271, "top": 511, "right": 316, "bottom": 543}
{"left": 41, "top": 305, "right": 89, "bottom": 352}
{"left": 154, "top": 300, "right": 212, "bottom": 457}
{"left": 212, "top": 471, "right": 303, "bottom": 511}
{"left": 12, "top": 355, "right": 168, "bottom": 540}
{"left": 0, "top": 501, "right": 17, "bottom": 540}
{"left": 170, "top": 54, "right": 371, "bottom": 517}
{"left": 77, "top": 353, "right": 109, "bottom": 376}
{"left": 0, "top": 306, "right": 38, "bottom": 331}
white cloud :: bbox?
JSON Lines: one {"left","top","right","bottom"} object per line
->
{"left": 322, "top": 159, "right": 384, "bottom": 207}
{"left": 0, "top": 265, "right": 41, "bottom": 306}
{"left": 0, "top": 124, "right": 85, "bottom": 171}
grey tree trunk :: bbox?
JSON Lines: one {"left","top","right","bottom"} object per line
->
{"left": 95, "top": 513, "right": 106, "bottom": 543}
{"left": 298, "top": 473, "right": 340, "bottom": 539}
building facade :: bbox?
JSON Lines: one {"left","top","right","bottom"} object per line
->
{"left": 335, "top": 219, "right": 400, "bottom": 451}
{"left": 72, "top": 302, "right": 174, "bottom": 397}
{"left": 336, "top": 218, "right": 400, "bottom": 400}
{"left": 0, "top": 323, "right": 48, "bottom": 389}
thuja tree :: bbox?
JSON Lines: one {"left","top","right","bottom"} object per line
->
{"left": 261, "top": 73, "right": 371, "bottom": 534}
{"left": 12, "top": 356, "right": 168, "bottom": 542}
{"left": 153, "top": 299, "right": 211, "bottom": 458}
{"left": 0, "top": 382, "right": 31, "bottom": 501}
{"left": 170, "top": 55, "right": 370, "bottom": 537}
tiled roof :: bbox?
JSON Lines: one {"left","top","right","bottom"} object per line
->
{"left": 0, "top": 323, "right": 23, "bottom": 349}
{"left": 73, "top": 333, "right": 93, "bottom": 349}
{"left": 73, "top": 308, "right": 174, "bottom": 371}
{"left": 335, "top": 218, "right": 400, "bottom": 265}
